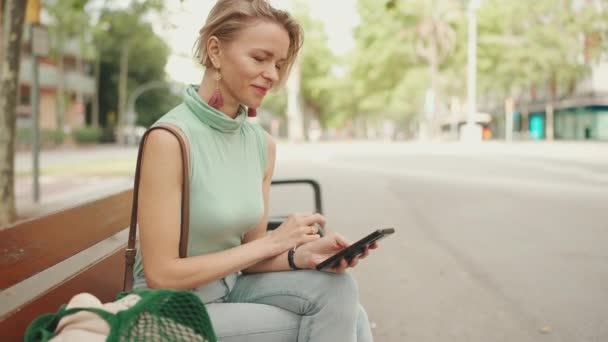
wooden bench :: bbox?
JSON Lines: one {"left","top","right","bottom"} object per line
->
{"left": 0, "top": 179, "right": 321, "bottom": 340}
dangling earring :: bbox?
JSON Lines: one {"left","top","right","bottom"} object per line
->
{"left": 247, "top": 107, "right": 257, "bottom": 117}
{"left": 208, "top": 69, "right": 224, "bottom": 109}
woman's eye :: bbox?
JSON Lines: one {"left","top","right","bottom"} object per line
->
{"left": 275, "top": 64, "right": 282, "bottom": 71}
{"left": 253, "top": 57, "right": 264, "bottom": 62}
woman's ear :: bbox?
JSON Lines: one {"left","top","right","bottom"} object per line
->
{"left": 207, "top": 36, "right": 222, "bottom": 69}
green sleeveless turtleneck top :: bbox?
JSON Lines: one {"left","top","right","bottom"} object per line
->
{"left": 133, "top": 85, "right": 268, "bottom": 278}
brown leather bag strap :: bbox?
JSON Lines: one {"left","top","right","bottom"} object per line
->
{"left": 123, "top": 123, "right": 190, "bottom": 291}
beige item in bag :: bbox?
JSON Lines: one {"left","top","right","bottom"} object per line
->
{"left": 49, "top": 293, "right": 141, "bottom": 342}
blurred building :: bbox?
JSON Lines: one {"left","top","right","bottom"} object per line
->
{"left": 500, "top": 62, "right": 608, "bottom": 142}
{"left": 484, "top": 37, "right": 608, "bottom": 142}
{"left": 16, "top": 36, "right": 95, "bottom": 132}
{"left": 0, "top": 1, "right": 95, "bottom": 144}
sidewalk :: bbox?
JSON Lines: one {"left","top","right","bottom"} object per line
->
{"left": 15, "top": 144, "right": 138, "bottom": 174}
{"left": 15, "top": 144, "right": 137, "bottom": 220}
{"left": 15, "top": 175, "right": 133, "bottom": 220}
{"left": 13, "top": 140, "right": 608, "bottom": 220}
{"left": 275, "top": 139, "right": 608, "bottom": 166}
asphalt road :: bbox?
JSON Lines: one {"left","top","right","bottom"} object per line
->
{"left": 270, "top": 142, "right": 608, "bottom": 342}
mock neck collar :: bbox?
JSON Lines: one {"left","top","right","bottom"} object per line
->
{"left": 183, "top": 84, "right": 246, "bottom": 133}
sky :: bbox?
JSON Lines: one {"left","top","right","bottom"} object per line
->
{"left": 151, "top": 0, "right": 360, "bottom": 85}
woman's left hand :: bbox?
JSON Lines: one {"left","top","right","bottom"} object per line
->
{"left": 294, "top": 233, "right": 378, "bottom": 273}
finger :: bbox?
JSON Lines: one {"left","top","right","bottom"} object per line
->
{"left": 289, "top": 213, "right": 312, "bottom": 224}
{"left": 313, "top": 222, "right": 326, "bottom": 237}
{"left": 326, "top": 260, "right": 348, "bottom": 274}
{"left": 336, "top": 258, "right": 349, "bottom": 273}
{"left": 334, "top": 234, "right": 352, "bottom": 248}
{"left": 294, "top": 212, "right": 313, "bottom": 217}
{"left": 299, "top": 225, "right": 318, "bottom": 235}
{"left": 359, "top": 247, "right": 370, "bottom": 259}
{"left": 329, "top": 258, "right": 347, "bottom": 273}
{"left": 369, "top": 242, "right": 378, "bottom": 249}
{"left": 300, "top": 234, "right": 320, "bottom": 246}
{"left": 348, "top": 256, "right": 359, "bottom": 268}
{"left": 300, "top": 213, "right": 326, "bottom": 227}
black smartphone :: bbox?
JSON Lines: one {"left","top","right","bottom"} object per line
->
{"left": 315, "top": 228, "right": 395, "bottom": 271}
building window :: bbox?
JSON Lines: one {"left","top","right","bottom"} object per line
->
{"left": 20, "top": 85, "right": 31, "bottom": 105}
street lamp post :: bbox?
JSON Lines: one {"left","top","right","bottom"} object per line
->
{"left": 462, "top": 0, "right": 482, "bottom": 142}
{"left": 286, "top": 55, "right": 304, "bottom": 142}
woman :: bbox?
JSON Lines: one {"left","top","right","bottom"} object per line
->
{"left": 132, "top": 0, "right": 376, "bottom": 340}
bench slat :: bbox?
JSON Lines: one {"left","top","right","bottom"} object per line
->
{"left": 0, "top": 189, "right": 133, "bottom": 290}
{"left": 0, "top": 246, "right": 126, "bottom": 341}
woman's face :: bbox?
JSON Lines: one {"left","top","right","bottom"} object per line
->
{"left": 218, "top": 20, "right": 290, "bottom": 109}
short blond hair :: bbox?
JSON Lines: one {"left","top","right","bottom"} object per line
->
{"left": 194, "top": 0, "right": 303, "bottom": 87}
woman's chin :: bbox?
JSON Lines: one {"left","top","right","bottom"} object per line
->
{"left": 245, "top": 100, "right": 263, "bottom": 109}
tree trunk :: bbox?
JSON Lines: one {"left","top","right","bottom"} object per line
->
{"left": 504, "top": 97, "right": 514, "bottom": 142}
{"left": 92, "top": 55, "right": 100, "bottom": 128}
{"left": 76, "top": 33, "right": 85, "bottom": 127}
{"left": 286, "top": 54, "right": 304, "bottom": 142}
{"left": 56, "top": 31, "right": 65, "bottom": 139}
{"left": 429, "top": 53, "right": 439, "bottom": 140}
{"left": 545, "top": 76, "right": 557, "bottom": 141}
{"left": 117, "top": 41, "right": 130, "bottom": 144}
{"left": 0, "top": 0, "right": 4, "bottom": 79}
{"left": 521, "top": 100, "right": 529, "bottom": 139}
{"left": 0, "top": 0, "right": 26, "bottom": 226}
{"left": 545, "top": 103, "right": 554, "bottom": 140}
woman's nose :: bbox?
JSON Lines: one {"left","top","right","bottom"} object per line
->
{"left": 263, "top": 65, "right": 279, "bottom": 82}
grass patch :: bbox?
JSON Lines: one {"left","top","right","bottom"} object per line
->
{"left": 16, "top": 159, "right": 137, "bottom": 177}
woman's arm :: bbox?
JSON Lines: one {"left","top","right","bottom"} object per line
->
{"left": 138, "top": 130, "right": 320, "bottom": 289}
{"left": 241, "top": 132, "right": 290, "bottom": 272}
{"left": 241, "top": 132, "right": 377, "bottom": 274}
{"left": 242, "top": 133, "right": 326, "bottom": 273}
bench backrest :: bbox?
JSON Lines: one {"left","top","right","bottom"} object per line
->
{"left": 0, "top": 189, "right": 133, "bottom": 341}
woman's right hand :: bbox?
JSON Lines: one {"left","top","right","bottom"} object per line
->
{"left": 265, "top": 213, "right": 326, "bottom": 256}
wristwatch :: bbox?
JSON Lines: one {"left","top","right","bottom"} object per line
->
{"left": 288, "top": 246, "right": 303, "bottom": 270}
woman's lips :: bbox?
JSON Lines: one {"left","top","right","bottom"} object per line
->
{"left": 252, "top": 85, "right": 267, "bottom": 96}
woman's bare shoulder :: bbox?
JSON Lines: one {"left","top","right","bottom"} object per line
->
{"left": 144, "top": 128, "right": 182, "bottom": 154}
{"left": 263, "top": 131, "right": 276, "bottom": 149}
{"left": 140, "top": 128, "right": 186, "bottom": 183}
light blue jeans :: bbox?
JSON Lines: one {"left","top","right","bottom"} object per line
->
{"left": 134, "top": 270, "right": 373, "bottom": 341}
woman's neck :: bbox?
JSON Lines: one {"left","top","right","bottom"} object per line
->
{"left": 198, "top": 70, "right": 240, "bottom": 119}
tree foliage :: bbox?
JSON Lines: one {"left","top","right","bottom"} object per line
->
{"left": 335, "top": 0, "right": 608, "bottom": 135}
{"left": 95, "top": 3, "right": 180, "bottom": 131}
